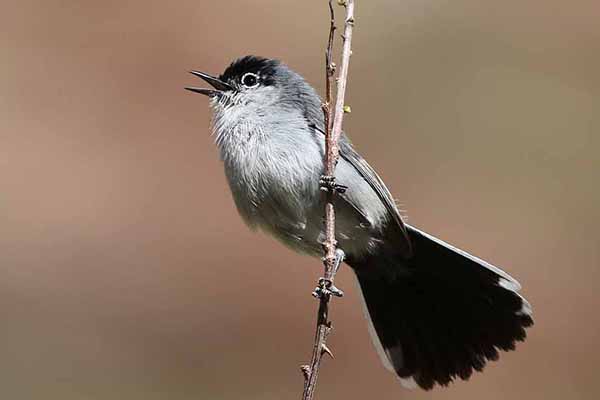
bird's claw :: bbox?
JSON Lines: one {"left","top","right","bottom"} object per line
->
{"left": 319, "top": 175, "right": 347, "bottom": 194}
{"left": 312, "top": 278, "right": 344, "bottom": 298}
{"left": 312, "top": 249, "right": 346, "bottom": 298}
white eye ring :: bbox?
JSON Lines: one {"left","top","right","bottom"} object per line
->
{"left": 241, "top": 72, "right": 260, "bottom": 88}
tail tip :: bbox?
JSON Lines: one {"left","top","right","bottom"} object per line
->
{"left": 398, "top": 375, "right": 418, "bottom": 389}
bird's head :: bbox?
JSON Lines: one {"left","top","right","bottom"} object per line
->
{"left": 187, "top": 56, "right": 322, "bottom": 124}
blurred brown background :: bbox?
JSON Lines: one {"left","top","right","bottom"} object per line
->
{"left": 1, "top": 1, "right": 599, "bottom": 399}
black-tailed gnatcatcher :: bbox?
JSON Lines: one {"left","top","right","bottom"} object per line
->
{"left": 186, "top": 56, "right": 533, "bottom": 390}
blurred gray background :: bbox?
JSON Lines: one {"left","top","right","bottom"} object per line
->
{"left": 1, "top": 1, "right": 599, "bottom": 399}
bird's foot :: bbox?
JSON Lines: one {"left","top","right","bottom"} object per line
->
{"left": 312, "top": 249, "right": 345, "bottom": 298}
{"left": 312, "top": 278, "right": 344, "bottom": 298}
{"left": 319, "top": 175, "right": 348, "bottom": 194}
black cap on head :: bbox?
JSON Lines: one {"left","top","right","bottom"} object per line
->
{"left": 219, "top": 56, "right": 281, "bottom": 86}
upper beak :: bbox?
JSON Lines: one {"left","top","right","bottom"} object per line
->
{"left": 185, "top": 70, "right": 233, "bottom": 97}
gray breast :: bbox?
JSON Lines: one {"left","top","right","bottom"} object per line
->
{"left": 212, "top": 99, "right": 389, "bottom": 259}
{"left": 215, "top": 105, "right": 328, "bottom": 254}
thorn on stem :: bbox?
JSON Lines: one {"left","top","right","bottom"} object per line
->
{"left": 300, "top": 365, "right": 311, "bottom": 380}
{"left": 321, "top": 344, "right": 334, "bottom": 359}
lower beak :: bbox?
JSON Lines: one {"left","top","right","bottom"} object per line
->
{"left": 185, "top": 70, "right": 233, "bottom": 97}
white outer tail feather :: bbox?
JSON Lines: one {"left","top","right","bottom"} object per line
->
{"left": 354, "top": 276, "right": 418, "bottom": 389}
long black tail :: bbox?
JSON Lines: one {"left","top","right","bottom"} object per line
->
{"left": 348, "top": 225, "right": 533, "bottom": 390}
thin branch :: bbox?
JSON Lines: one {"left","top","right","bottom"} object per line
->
{"left": 323, "top": 0, "right": 336, "bottom": 136}
{"left": 300, "top": 1, "right": 356, "bottom": 400}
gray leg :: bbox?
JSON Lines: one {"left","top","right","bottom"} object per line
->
{"left": 312, "top": 248, "right": 346, "bottom": 298}
{"left": 333, "top": 248, "right": 345, "bottom": 273}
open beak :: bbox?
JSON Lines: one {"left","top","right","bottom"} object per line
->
{"left": 185, "top": 70, "right": 233, "bottom": 97}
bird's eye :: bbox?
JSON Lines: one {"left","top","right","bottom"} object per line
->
{"left": 241, "top": 72, "right": 259, "bottom": 88}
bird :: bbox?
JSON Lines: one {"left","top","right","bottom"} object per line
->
{"left": 186, "top": 55, "right": 533, "bottom": 390}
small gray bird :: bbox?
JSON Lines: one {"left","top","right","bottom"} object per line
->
{"left": 186, "top": 56, "right": 533, "bottom": 390}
